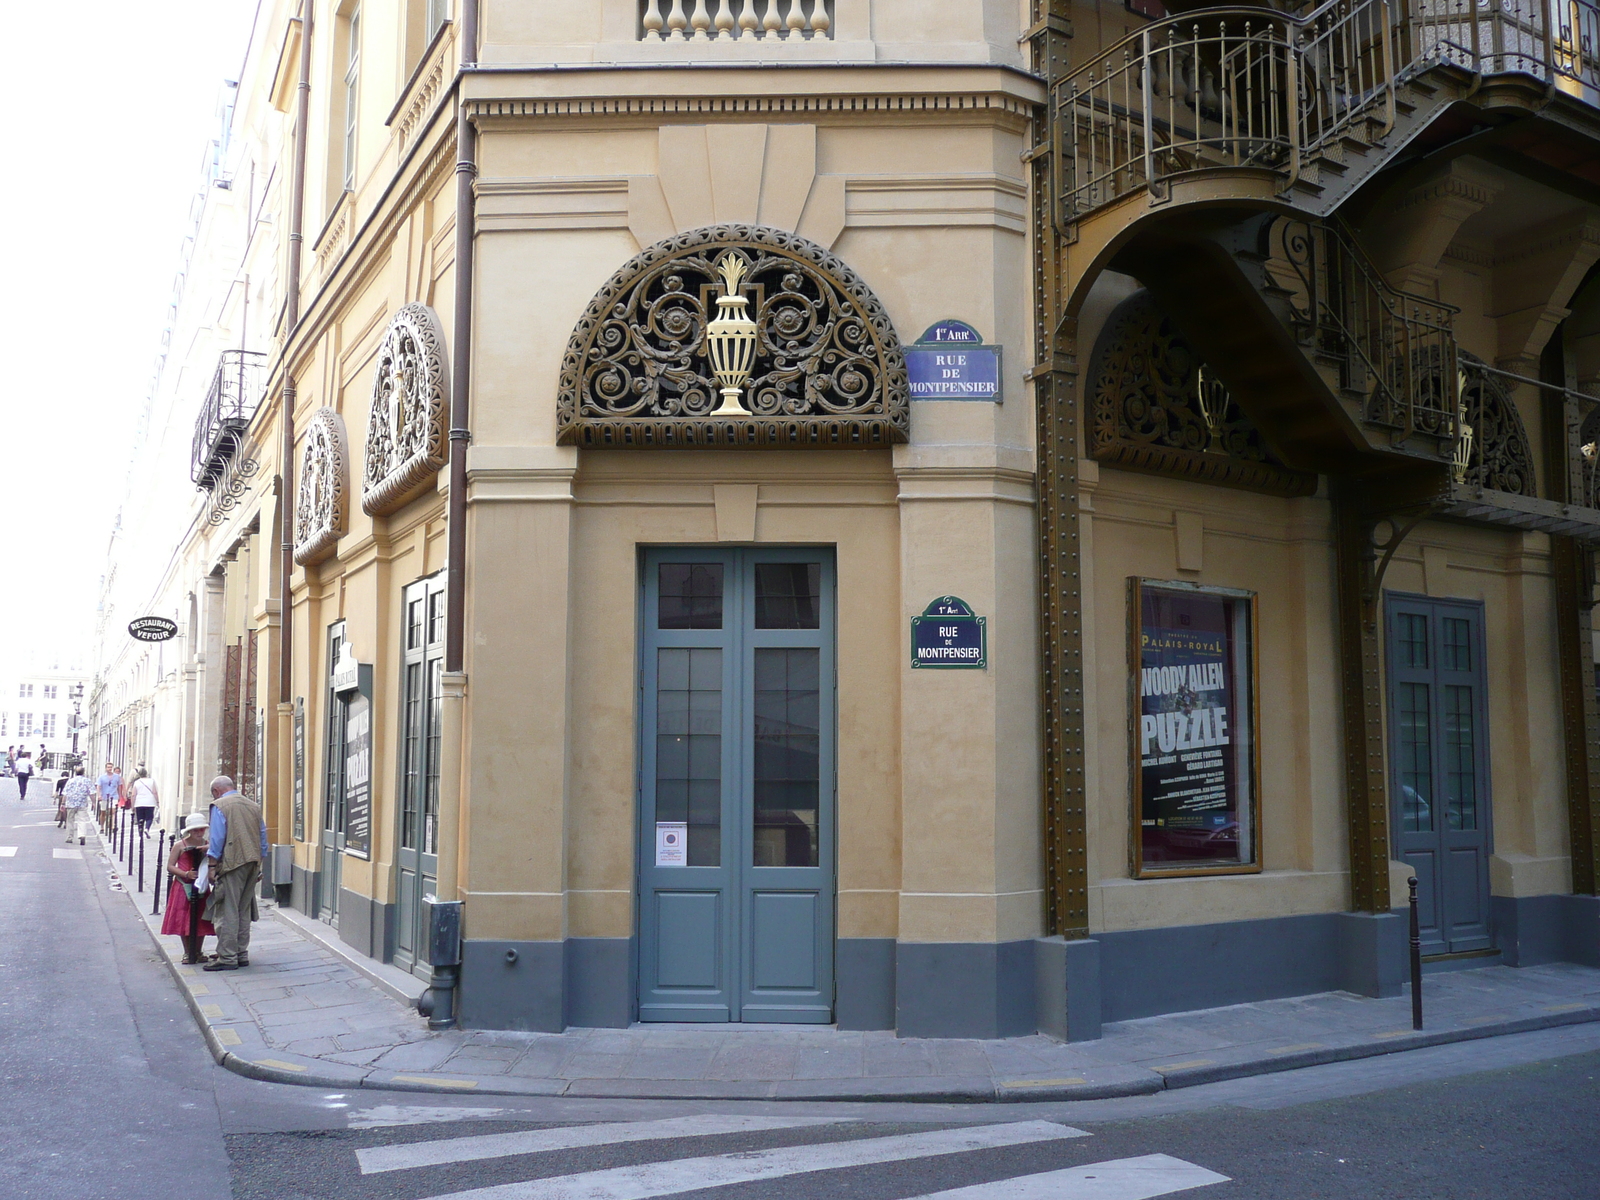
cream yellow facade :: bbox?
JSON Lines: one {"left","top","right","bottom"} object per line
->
{"left": 99, "top": 0, "right": 1600, "bottom": 1039}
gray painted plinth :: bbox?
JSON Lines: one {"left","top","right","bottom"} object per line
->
{"left": 895, "top": 940, "right": 1035, "bottom": 1038}
{"left": 836, "top": 937, "right": 895, "bottom": 1030}
{"left": 1035, "top": 936, "right": 1102, "bottom": 1041}
{"left": 1495, "top": 893, "right": 1600, "bottom": 968}
{"left": 458, "top": 939, "right": 564, "bottom": 1032}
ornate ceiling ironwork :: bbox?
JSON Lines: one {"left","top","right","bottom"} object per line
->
{"left": 294, "top": 408, "right": 350, "bottom": 565}
{"left": 362, "top": 303, "right": 449, "bottom": 515}
{"left": 1087, "top": 290, "right": 1316, "bottom": 497}
{"left": 1456, "top": 353, "right": 1537, "bottom": 498}
{"left": 556, "top": 225, "right": 909, "bottom": 448}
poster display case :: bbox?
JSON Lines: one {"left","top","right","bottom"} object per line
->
{"left": 1130, "top": 579, "right": 1260, "bottom": 877}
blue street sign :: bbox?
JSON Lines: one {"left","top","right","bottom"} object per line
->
{"left": 911, "top": 596, "right": 987, "bottom": 669}
{"left": 905, "top": 321, "right": 1002, "bottom": 401}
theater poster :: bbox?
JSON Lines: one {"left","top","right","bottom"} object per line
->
{"left": 1131, "top": 579, "right": 1259, "bottom": 876}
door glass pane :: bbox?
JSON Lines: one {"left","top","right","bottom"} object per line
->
{"left": 659, "top": 564, "right": 724, "bottom": 630}
{"left": 657, "top": 647, "right": 721, "bottom": 866}
{"left": 1442, "top": 618, "right": 1472, "bottom": 671}
{"left": 407, "top": 599, "right": 423, "bottom": 651}
{"left": 755, "top": 563, "right": 821, "bottom": 629}
{"left": 1397, "top": 613, "right": 1429, "bottom": 669}
{"left": 1397, "top": 681, "right": 1433, "bottom": 832}
{"left": 424, "top": 659, "right": 442, "bottom": 855}
{"left": 427, "top": 590, "right": 445, "bottom": 646}
{"left": 753, "top": 648, "right": 820, "bottom": 867}
{"left": 1443, "top": 684, "right": 1477, "bottom": 830}
{"left": 401, "top": 661, "right": 421, "bottom": 850}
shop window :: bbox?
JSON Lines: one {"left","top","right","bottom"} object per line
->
{"left": 1131, "top": 579, "right": 1260, "bottom": 877}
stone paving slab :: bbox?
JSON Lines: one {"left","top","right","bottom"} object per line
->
{"left": 100, "top": 836, "right": 1600, "bottom": 1101}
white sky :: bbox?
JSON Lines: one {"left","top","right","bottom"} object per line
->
{"left": 0, "top": 1, "right": 258, "bottom": 674}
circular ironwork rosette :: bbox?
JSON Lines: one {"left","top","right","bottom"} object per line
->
{"left": 362, "top": 302, "right": 450, "bottom": 514}
{"left": 294, "top": 407, "right": 350, "bottom": 565}
{"left": 557, "top": 225, "right": 909, "bottom": 448}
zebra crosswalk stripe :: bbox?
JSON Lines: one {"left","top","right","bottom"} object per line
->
{"left": 407, "top": 1120, "right": 1089, "bottom": 1200}
{"left": 903, "top": 1153, "right": 1231, "bottom": 1199}
{"left": 358, "top": 1114, "right": 851, "bottom": 1174}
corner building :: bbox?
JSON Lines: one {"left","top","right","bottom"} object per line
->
{"left": 246, "top": 0, "right": 1600, "bottom": 1038}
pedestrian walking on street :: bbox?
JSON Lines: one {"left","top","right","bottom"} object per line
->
{"left": 4, "top": 746, "right": 14, "bottom": 777}
{"left": 53, "top": 770, "right": 69, "bottom": 826}
{"left": 61, "top": 768, "right": 93, "bottom": 845}
{"left": 163, "top": 813, "right": 216, "bottom": 965}
{"left": 96, "top": 763, "right": 120, "bottom": 819}
{"left": 14, "top": 751, "right": 35, "bottom": 802}
{"left": 201, "top": 776, "right": 267, "bottom": 972}
{"left": 128, "top": 765, "right": 158, "bottom": 834}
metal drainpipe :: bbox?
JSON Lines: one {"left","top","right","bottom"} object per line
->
{"left": 274, "top": 0, "right": 313, "bottom": 890}
{"left": 421, "top": 0, "right": 478, "bottom": 1032}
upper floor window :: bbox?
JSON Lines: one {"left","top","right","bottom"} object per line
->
{"left": 427, "top": 0, "right": 449, "bottom": 38}
{"left": 43, "top": 685, "right": 57, "bottom": 700}
{"left": 17, "top": 713, "right": 32, "bottom": 737}
{"left": 343, "top": 8, "right": 361, "bottom": 192}
{"left": 41, "top": 714, "right": 56, "bottom": 738}
{"left": 17, "top": 684, "right": 32, "bottom": 699}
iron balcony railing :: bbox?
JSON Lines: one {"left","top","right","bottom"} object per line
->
{"left": 1263, "top": 215, "right": 1460, "bottom": 442}
{"left": 191, "top": 350, "right": 267, "bottom": 490}
{"left": 1057, "top": 0, "right": 1600, "bottom": 223}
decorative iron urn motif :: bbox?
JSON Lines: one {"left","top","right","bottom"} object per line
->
{"left": 362, "top": 302, "right": 449, "bottom": 515}
{"left": 294, "top": 407, "right": 350, "bottom": 565}
{"left": 557, "top": 225, "right": 909, "bottom": 448}
{"left": 1088, "top": 290, "right": 1315, "bottom": 497}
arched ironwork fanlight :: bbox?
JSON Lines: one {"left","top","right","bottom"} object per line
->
{"left": 556, "top": 225, "right": 909, "bottom": 448}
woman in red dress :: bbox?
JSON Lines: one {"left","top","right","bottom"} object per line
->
{"left": 162, "top": 813, "right": 216, "bottom": 964}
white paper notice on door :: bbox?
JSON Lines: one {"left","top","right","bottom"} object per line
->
{"left": 655, "top": 822, "right": 688, "bottom": 867}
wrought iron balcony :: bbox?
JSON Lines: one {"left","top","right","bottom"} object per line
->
{"left": 191, "top": 350, "right": 267, "bottom": 490}
{"left": 1056, "top": 0, "right": 1600, "bottom": 225}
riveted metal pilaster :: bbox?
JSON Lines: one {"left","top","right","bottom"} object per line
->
{"left": 1031, "top": 0, "right": 1088, "bottom": 937}
{"left": 1332, "top": 483, "right": 1392, "bottom": 913}
{"left": 1542, "top": 340, "right": 1600, "bottom": 895}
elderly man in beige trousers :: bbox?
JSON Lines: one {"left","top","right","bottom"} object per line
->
{"left": 201, "top": 775, "right": 268, "bottom": 971}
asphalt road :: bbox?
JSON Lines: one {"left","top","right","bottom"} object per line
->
{"left": 5, "top": 774, "right": 1598, "bottom": 1200}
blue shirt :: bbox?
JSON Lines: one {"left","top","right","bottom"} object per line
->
{"left": 207, "top": 794, "right": 270, "bottom": 862}
{"left": 98, "top": 773, "right": 120, "bottom": 801}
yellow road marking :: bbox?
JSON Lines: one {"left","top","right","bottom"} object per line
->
{"left": 1267, "top": 1043, "right": 1326, "bottom": 1055}
{"left": 1544, "top": 1002, "right": 1587, "bottom": 1013}
{"left": 214, "top": 1028, "right": 242, "bottom": 1047}
{"left": 1372, "top": 1030, "right": 1412, "bottom": 1039}
{"left": 255, "top": 1059, "right": 309, "bottom": 1072}
{"left": 188, "top": 984, "right": 210, "bottom": 996}
{"left": 999, "top": 1077, "right": 1088, "bottom": 1088}
{"left": 391, "top": 1075, "right": 478, "bottom": 1088}
{"left": 1153, "top": 1059, "right": 1214, "bottom": 1071}
{"left": 199, "top": 1004, "right": 224, "bottom": 1019}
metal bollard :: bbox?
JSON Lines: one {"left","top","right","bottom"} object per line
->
{"left": 1409, "top": 875, "right": 1423, "bottom": 1031}
{"left": 153, "top": 830, "right": 165, "bottom": 916}
{"left": 138, "top": 826, "right": 146, "bottom": 893}
{"left": 114, "top": 809, "right": 122, "bottom": 859}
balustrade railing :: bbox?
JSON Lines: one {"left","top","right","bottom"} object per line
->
{"left": 1058, "top": 0, "right": 1600, "bottom": 223}
{"left": 640, "top": 0, "right": 832, "bottom": 41}
{"left": 191, "top": 349, "right": 267, "bottom": 490}
{"left": 1265, "top": 216, "right": 1460, "bottom": 440}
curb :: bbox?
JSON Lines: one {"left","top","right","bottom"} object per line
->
{"left": 113, "top": 861, "right": 1600, "bottom": 1103}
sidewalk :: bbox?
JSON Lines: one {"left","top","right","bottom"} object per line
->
{"left": 104, "top": 839, "right": 1600, "bottom": 1102}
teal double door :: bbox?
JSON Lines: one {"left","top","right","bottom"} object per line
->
{"left": 638, "top": 548, "right": 836, "bottom": 1023}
